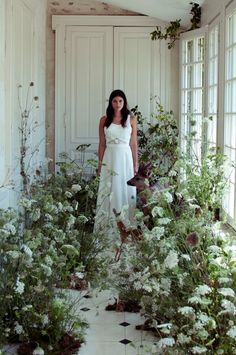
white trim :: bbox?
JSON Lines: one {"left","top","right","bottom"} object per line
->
{"left": 52, "top": 15, "right": 168, "bottom": 30}
{"left": 225, "top": 0, "right": 236, "bottom": 14}
{"left": 180, "top": 26, "right": 207, "bottom": 41}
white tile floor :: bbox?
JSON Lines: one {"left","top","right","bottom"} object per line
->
{"left": 75, "top": 289, "right": 157, "bottom": 355}
{"left": 3, "top": 289, "right": 157, "bottom": 355}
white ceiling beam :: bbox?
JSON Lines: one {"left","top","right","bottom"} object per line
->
{"left": 101, "top": 0, "right": 205, "bottom": 27}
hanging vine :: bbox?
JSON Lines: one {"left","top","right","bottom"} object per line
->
{"left": 150, "top": 2, "right": 201, "bottom": 49}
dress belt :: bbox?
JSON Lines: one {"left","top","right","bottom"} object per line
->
{"left": 107, "top": 138, "right": 128, "bottom": 144}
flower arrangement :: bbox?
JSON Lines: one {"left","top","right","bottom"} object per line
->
{"left": 110, "top": 104, "right": 236, "bottom": 354}
{"left": 0, "top": 85, "right": 110, "bottom": 353}
{"left": 0, "top": 207, "right": 88, "bottom": 354}
{"left": 110, "top": 181, "right": 236, "bottom": 353}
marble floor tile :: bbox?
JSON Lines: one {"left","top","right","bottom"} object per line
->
{"left": 78, "top": 341, "right": 126, "bottom": 355}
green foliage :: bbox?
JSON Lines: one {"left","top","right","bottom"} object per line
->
{"left": 132, "top": 101, "right": 179, "bottom": 181}
{"left": 151, "top": 20, "right": 182, "bottom": 49}
{"left": 189, "top": 2, "right": 201, "bottom": 30}
{"left": 0, "top": 148, "right": 110, "bottom": 352}
{"left": 0, "top": 208, "right": 88, "bottom": 353}
{"left": 110, "top": 177, "right": 236, "bottom": 353}
{"left": 151, "top": 2, "right": 201, "bottom": 49}
{"left": 181, "top": 149, "right": 230, "bottom": 211}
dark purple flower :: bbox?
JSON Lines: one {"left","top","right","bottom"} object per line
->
{"left": 186, "top": 232, "right": 199, "bottom": 246}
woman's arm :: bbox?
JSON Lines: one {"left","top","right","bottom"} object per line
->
{"left": 97, "top": 116, "right": 106, "bottom": 176}
{"left": 130, "top": 116, "right": 139, "bottom": 174}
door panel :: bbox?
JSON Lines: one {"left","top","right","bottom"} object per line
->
{"left": 114, "top": 27, "right": 162, "bottom": 120}
{"left": 65, "top": 26, "right": 113, "bottom": 161}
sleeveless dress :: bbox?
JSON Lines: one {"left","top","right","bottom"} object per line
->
{"left": 94, "top": 115, "right": 136, "bottom": 238}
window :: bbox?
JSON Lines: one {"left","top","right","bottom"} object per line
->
{"left": 207, "top": 25, "right": 219, "bottom": 148}
{"left": 180, "top": 30, "right": 205, "bottom": 162}
{"left": 223, "top": 8, "right": 236, "bottom": 222}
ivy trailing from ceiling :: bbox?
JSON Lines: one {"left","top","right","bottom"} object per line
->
{"left": 150, "top": 2, "right": 201, "bottom": 49}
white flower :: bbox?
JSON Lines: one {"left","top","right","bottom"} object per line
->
{"left": 19, "top": 198, "right": 35, "bottom": 209}
{"left": 191, "top": 346, "right": 208, "bottom": 353}
{"left": 41, "top": 314, "right": 49, "bottom": 326}
{"left": 143, "top": 284, "right": 152, "bottom": 292}
{"left": 164, "top": 251, "right": 178, "bottom": 269}
{"left": 151, "top": 206, "right": 164, "bottom": 218}
{"left": 66, "top": 215, "right": 76, "bottom": 229}
{"left": 57, "top": 202, "right": 63, "bottom": 211}
{"left": 160, "top": 278, "right": 171, "bottom": 296}
{"left": 65, "top": 191, "right": 72, "bottom": 198}
{"left": 177, "top": 333, "right": 192, "bottom": 344}
{"left": 41, "top": 264, "right": 52, "bottom": 277}
{"left": 21, "top": 244, "right": 33, "bottom": 258}
{"left": 15, "top": 277, "right": 25, "bottom": 294}
{"left": 221, "top": 299, "right": 236, "bottom": 314}
{"left": 71, "top": 184, "right": 82, "bottom": 192}
{"left": 75, "top": 272, "right": 84, "bottom": 279}
{"left": 134, "top": 280, "right": 143, "bottom": 290}
{"left": 181, "top": 254, "right": 191, "bottom": 261}
{"left": 45, "top": 213, "right": 53, "bottom": 221}
{"left": 178, "top": 306, "right": 195, "bottom": 316}
{"left": 77, "top": 215, "right": 88, "bottom": 224}
{"left": 4, "top": 223, "right": 16, "bottom": 235}
{"left": 226, "top": 326, "right": 236, "bottom": 339}
{"left": 44, "top": 255, "right": 53, "bottom": 266}
{"left": 207, "top": 245, "right": 221, "bottom": 254}
{"left": 33, "top": 346, "right": 45, "bottom": 355}
{"left": 198, "top": 312, "right": 210, "bottom": 325}
{"left": 164, "top": 191, "right": 173, "bottom": 203}
{"left": 7, "top": 250, "right": 20, "bottom": 259}
{"left": 218, "top": 277, "right": 232, "bottom": 285}
{"left": 218, "top": 288, "right": 235, "bottom": 298}
{"left": 157, "top": 337, "right": 175, "bottom": 348}
{"left": 158, "top": 217, "right": 171, "bottom": 225}
{"left": 151, "top": 226, "right": 165, "bottom": 240}
{"left": 31, "top": 208, "right": 41, "bottom": 222}
{"left": 195, "top": 284, "right": 212, "bottom": 296}
{"left": 14, "top": 322, "right": 23, "bottom": 334}
{"left": 198, "top": 329, "right": 209, "bottom": 340}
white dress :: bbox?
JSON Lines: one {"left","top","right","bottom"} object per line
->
{"left": 94, "top": 115, "right": 136, "bottom": 238}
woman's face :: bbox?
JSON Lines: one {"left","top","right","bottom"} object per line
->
{"left": 111, "top": 96, "right": 124, "bottom": 111}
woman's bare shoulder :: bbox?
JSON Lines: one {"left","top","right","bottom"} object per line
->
{"left": 100, "top": 116, "right": 106, "bottom": 123}
{"left": 130, "top": 114, "right": 137, "bottom": 123}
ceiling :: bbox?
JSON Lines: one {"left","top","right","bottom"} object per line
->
{"left": 103, "top": 0, "right": 205, "bottom": 27}
{"left": 48, "top": 0, "right": 205, "bottom": 27}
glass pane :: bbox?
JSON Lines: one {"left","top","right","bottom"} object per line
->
{"left": 233, "top": 45, "right": 236, "bottom": 78}
{"left": 196, "top": 37, "right": 204, "bottom": 61}
{"left": 187, "top": 40, "right": 193, "bottom": 63}
{"left": 208, "top": 86, "right": 217, "bottom": 113}
{"left": 232, "top": 80, "right": 236, "bottom": 112}
{"left": 224, "top": 114, "right": 232, "bottom": 146}
{"left": 193, "top": 89, "right": 203, "bottom": 113}
{"left": 225, "top": 49, "right": 232, "bottom": 80}
{"left": 187, "top": 64, "right": 193, "bottom": 88}
{"left": 194, "top": 63, "right": 204, "bottom": 87}
{"left": 225, "top": 82, "right": 232, "bottom": 113}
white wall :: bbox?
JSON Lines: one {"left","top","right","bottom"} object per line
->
{"left": 0, "top": 0, "right": 47, "bottom": 208}
{"left": 201, "top": 0, "right": 231, "bottom": 25}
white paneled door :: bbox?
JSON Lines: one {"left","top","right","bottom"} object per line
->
{"left": 65, "top": 26, "right": 113, "bottom": 161}
{"left": 53, "top": 16, "right": 173, "bottom": 163}
{"left": 114, "top": 27, "right": 162, "bottom": 119}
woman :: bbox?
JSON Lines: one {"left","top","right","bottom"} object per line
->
{"left": 94, "top": 89, "right": 138, "bottom": 238}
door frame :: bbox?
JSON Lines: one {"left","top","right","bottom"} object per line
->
{"left": 52, "top": 16, "right": 167, "bottom": 162}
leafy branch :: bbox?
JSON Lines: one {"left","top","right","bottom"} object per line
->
{"left": 151, "top": 2, "right": 201, "bottom": 49}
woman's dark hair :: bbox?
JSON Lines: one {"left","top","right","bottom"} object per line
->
{"left": 105, "top": 89, "right": 131, "bottom": 128}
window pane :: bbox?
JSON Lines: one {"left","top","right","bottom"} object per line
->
{"left": 181, "top": 34, "right": 204, "bottom": 162}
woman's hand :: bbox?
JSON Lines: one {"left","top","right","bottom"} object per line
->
{"left": 134, "top": 162, "right": 139, "bottom": 175}
{"left": 96, "top": 161, "right": 102, "bottom": 176}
